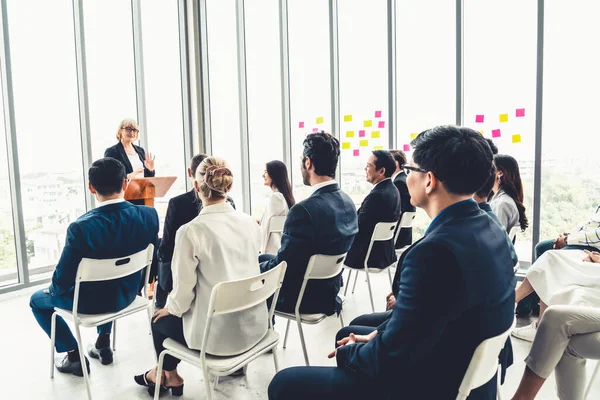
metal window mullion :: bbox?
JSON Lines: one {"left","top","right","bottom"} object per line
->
{"left": 329, "top": 0, "right": 341, "bottom": 181}
{"left": 456, "top": 0, "right": 464, "bottom": 126}
{"left": 196, "top": 0, "right": 212, "bottom": 156}
{"left": 178, "top": 0, "right": 193, "bottom": 190}
{"left": 387, "top": 0, "right": 397, "bottom": 150}
{"left": 279, "top": 0, "right": 292, "bottom": 181}
{"left": 131, "top": 0, "right": 148, "bottom": 151}
{"left": 235, "top": 0, "right": 251, "bottom": 213}
{"left": 72, "top": 0, "right": 94, "bottom": 212}
{"left": 0, "top": 0, "right": 29, "bottom": 286}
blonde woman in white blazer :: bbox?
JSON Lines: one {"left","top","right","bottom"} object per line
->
{"left": 135, "top": 157, "right": 267, "bottom": 397}
{"left": 260, "top": 160, "right": 295, "bottom": 255}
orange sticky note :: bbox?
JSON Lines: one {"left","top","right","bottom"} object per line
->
{"left": 316, "top": 116, "right": 324, "bottom": 124}
{"left": 371, "top": 131, "right": 380, "bottom": 138}
{"left": 364, "top": 120, "right": 372, "bottom": 127}
{"left": 499, "top": 114, "right": 508, "bottom": 123}
{"left": 410, "top": 133, "right": 418, "bottom": 140}
{"left": 346, "top": 131, "right": 355, "bottom": 138}
{"left": 512, "top": 134, "right": 521, "bottom": 143}
{"left": 374, "top": 146, "right": 383, "bottom": 150}
{"left": 342, "top": 142, "right": 351, "bottom": 149}
{"left": 344, "top": 115, "right": 352, "bottom": 122}
{"left": 360, "top": 140, "right": 369, "bottom": 147}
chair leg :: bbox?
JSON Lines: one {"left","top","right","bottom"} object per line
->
{"left": 496, "top": 365, "right": 503, "bottom": 400}
{"left": 202, "top": 367, "right": 213, "bottom": 400}
{"left": 585, "top": 360, "right": 600, "bottom": 399}
{"left": 351, "top": 269, "right": 359, "bottom": 294}
{"left": 154, "top": 352, "right": 166, "bottom": 400}
{"left": 283, "top": 319, "right": 291, "bottom": 349}
{"left": 365, "top": 269, "right": 375, "bottom": 313}
{"left": 296, "top": 318, "right": 310, "bottom": 366}
{"left": 213, "top": 374, "right": 219, "bottom": 390}
{"left": 112, "top": 320, "right": 117, "bottom": 352}
{"left": 74, "top": 323, "right": 93, "bottom": 400}
{"left": 344, "top": 270, "right": 352, "bottom": 296}
{"left": 339, "top": 312, "right": 345, "bottom": 328}
{"left": 50, "top": 313, "right": 57, "bottom": 379}
{"left": 272, "top": 346, "right": 280, "bottom": 372}
{"left": 387, "top": 268, "right": 392, "bottom": 287}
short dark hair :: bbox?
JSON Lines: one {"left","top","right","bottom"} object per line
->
{"left": 190, "top": 153, "right": 208, "bottom": 177}
{"left": 411, "top": 125, "right": 493, "bottom": 195}
{"left": 389, "top": 150, "right": 407, "bottom": 169}
{"left": 475, "top": 163, "right": 496, "bottom": 199}
{"left": 302, "top": 131, "right": 339, "bottom": 178}
{"left": 89, "top": 157, "right": 126, "bottom": 196}
{"left": 485, "top": 138, "right": 499, "bottom": 155}
{"left": 372, "top": 150, "right": 396, "bottom": 178}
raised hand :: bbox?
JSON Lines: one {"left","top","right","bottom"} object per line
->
{"left": 144, "top": 152, "right": 155, "bottom": 172}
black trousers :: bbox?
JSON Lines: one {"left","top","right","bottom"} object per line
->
{"left": 151, "top": 315, "right": 188, "bottom": 371}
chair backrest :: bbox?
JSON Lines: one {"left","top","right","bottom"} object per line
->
{"left": 365, "top": 222, "right": 397, "bottom": 270}
{"left": 508, "top": 226, "right": 518, "bottom": 245}
{"left": 72, "top": 244, "right": 154, "bottom": 318}
{"left": 393, "top": 211, "right": 417, "bottom": 243}
{"left": 456, "top": 318, "right": 516, "bottom": 399}
{"left": 294, "top": 253, "right": 347, "bottom": 315}
{"left": 267, "top": 215, "right": 286, "bottom": 234}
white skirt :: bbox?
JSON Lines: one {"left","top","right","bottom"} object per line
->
{"left": 527, "top": 249, "right": 600, "bottom": 308}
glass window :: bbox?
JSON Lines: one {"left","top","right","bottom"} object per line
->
{"left": 84, "top": 0, "right": 138, "bottom": 161}
{"left": 0, "top": 94, "right": 17, "bottom": 287}
{"left": 540, "top": 1, "right": 600, "bottom": 247}
{"left": 206, "top": 0, "right": 243, "bottom": 207}
{"left": 288, "top": 0, "right": 332, "bottom": 201}
{"left": 464, "top": 0, "right": 537, "bottom": 263}
{"left": 245, "top": 0, "right": 284, "bottom": 218}
{"left": 396, "top": 0, "right": 456, "bottom": 239}
{"left": 7, "top": 0, "right": 85, "bottom": 279}
{"left": 140, "top": 0, "right": 187, "bottom": 223}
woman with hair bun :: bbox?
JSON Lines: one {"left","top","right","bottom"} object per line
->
{"left": 135, "top": 157, "right": 267, "bottom": 397}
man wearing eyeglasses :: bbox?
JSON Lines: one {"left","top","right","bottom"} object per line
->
{"left": 269, "top": 125, "right": 516, "bottom": 400}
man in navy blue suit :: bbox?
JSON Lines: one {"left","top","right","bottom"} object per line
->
{"left": 268, "top": 125, "right": 516, "bottom": 400}
{"left": 30, "top": 157, "right": 159, "bottom": 376}
{"left": 260, "top": 131, "right": 358, "bottom": 316}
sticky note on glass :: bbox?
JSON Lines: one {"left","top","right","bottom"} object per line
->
{"left": 360, "top": 140, "right": 369, "bottom": 147}
{"left": 299, "top": 121, "right": 305, "bottom": 128}
{"left": 359, "top": 130, "right": 366, "bottom": 137}
{"left": 516, "top": 108, "right": 525, "bottom": 117}
{"left": 342, "top": 142, "right": 351, "bottom": 149}
{"left": 478, "top": 130, "right": 484, "bottom": 135}
{"left": 512, "top": 134, "right": 521, "bottom": 143}
{"left": 374, "top": 145, "right": 383, "bottom": 150}
{"left": 375, "top": 110, "right": 382, "bottom": 118}
{"left": 346, "top": 130, "right": 355, "bottom": 138}
{"left": 492, "top": 129, "right": 501, "bottom": 138}
{"left": 316, "top": 116, "right": 324, "bottom": 124}
{"left": 475, "top": 115, "right": 484, "bottom": 123}
{"left": 378, "top": 121, "right": 385, "bottom": 128}
{"left": 312, "top": 128, "right": 319, "bottom": 133}
{"left": 371, "top": 131, "right": 381, "bottom": 138}
{"left": 344, "top": 115, "right": 352, "bottom": 122}
{"left": 364, "top": 120, "right": 372, "bottom": 127}
{"left": 353, "top": 149, "right": 360, "bottom": 157}
{"left": 410, "top": 133, "right": 418, "bottom": 140}
{"left": 499, "top": 114, "right": 508, "bottom": 123}
{"left": 403, "top": 144, "right": 410, "bottom": 152}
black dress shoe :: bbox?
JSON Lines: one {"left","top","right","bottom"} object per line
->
{"left": 55, "top": 354, "right": 90, "bottom": 377}
{"left": 87, "top": 344, "right": 113, "bottom": 365}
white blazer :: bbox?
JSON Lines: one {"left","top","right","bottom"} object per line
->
{"left": 168, "top": 202, "right": 267, "bottom": 356}
{"left": 260, "top": 191, "right": 289, "bottom": 254}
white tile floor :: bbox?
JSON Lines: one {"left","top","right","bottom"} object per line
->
{"left": 2, "top": 272, "right": 599, "bottom": 399}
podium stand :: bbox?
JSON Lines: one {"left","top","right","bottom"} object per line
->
{"left": 124, "top": 176, "right": 177, "bottom": 207}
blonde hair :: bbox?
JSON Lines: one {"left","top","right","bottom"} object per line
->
{"left": 195, "top": 157, "right": 233, "bottom": 199}
{"left": 116, "top": 118, "right": 140, "bottom": 141}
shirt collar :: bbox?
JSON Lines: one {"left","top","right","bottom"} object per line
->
{"left": 96, "top": 198, "right": 125, "bottom": 208}
{"left": 391, "top": 171, "right": 403, "bottom": 181}
{"left": 312, "top": 179, "right": 338, "bottom": 192}
{"left": 372, "top": 177, "right": 391, "bottom": 188}
{"left": 199, "top": 201, "right": 235, "bottom": 215}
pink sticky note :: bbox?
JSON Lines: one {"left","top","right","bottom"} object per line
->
{"left": 403, "top": 144, "right": 410, "bottom": 152}
{"left": 516, "top": 108, "right": 525, "bottom": 117}
{"left": 375, "top": 110, "right": 382, "bottom": 118}
{"left": 492, "top": 129, "right": 501, "bottom": 138}
{"left": 475, "top": 115, "right": 484, "bottom": 123}
{"left": 359, "top": 130, "right": 366, "bottom": 137}
{"left": 312, "top": 128, "right": 318, "bottom": 133}
{"left": 378, "top": 121, "right": 385, "bottom": 128}
{"left": 299, "top": 121, "right": 304, "bottom": 128}
{"left": 353, "top": 149, "right": 360, "bottom": 157}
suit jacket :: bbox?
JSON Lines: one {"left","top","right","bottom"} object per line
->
{"left": 338, "top": 200, "right": 517, "bottom": 400}
{"left": 345, "top": 179, "right": 401, "bottom": 269}
{"left": 393, "top": 172, "right": 416, "bottom": 248}
{"left": 48, "top": 201, "right": 159, "bottom": 315}
{"left": 105, "top": 142, "right": 155, "bottom": 206}
{"left": 260, "top": 183, "right": 358, "bottom": 315}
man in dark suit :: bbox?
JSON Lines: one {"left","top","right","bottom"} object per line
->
{"left": 30, "top": 157, "right": 159, "bottom": 376}
{"left": 268, "top": 126, "right": 516, "bottom": 400}
{"left": 344, "top": 150, "right": 400, "bottom": 270}
{"left": 154, "top": 153, "right": 235, "bottom": 309}
{"left": 260, "top": 131, "right": 358, "bottom": 316}
{"left": 389, "top": 149, "right": 416, "bottom": 248}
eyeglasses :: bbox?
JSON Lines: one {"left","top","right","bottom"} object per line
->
{"left": 122, "top": 126, "right": 139, "bottom": 133}
{"left": 401, "top": 164, "right": 428, "bottom": 175}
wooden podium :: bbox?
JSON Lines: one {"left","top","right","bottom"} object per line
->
{"left": 125, "top": 176, "right": 177, "bottom": 207}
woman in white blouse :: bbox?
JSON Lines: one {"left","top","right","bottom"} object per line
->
{"left": 489, "top": 154, "right": 528, "bottom": 234}
{"left": 259, "top": 160, "right": 295, "bottom": 255}
{"left": 135, "top": 157, "right": 267, "bottom": 397}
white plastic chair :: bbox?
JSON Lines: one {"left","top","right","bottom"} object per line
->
{"left": 344, "top": 221, "right": 398, "bottom": 312}
{"left": 456, "top": 318, "right": 516, "bottom": 400}
{"left": 50, "top": 244, "right": 155, "bottom": 400}
{"left": 265, "top": 215, "right": 286, "bottom": 252}
{"left": 394, "top": 211, "right": 416, "bottom": 258}
{"left": 585, "top": 360, "right": 600, "bottom": 399}
{"left": 154, "top": 262, "right": 287, "bottom": 400}
{"left": 507, "top": 227, "right": 520, "bottom": 273}
{"left": 275, "top": 253, "right": 347, "bottom": 366}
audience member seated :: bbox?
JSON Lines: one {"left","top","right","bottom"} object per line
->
{"left": 30, "top": 157, "right": 159, "bottom": 376}
{"left": 389, "top": 149, "right": 416, "bottom": 248}
{"left": 512, "top": 249, "right": 600, "bottom": 343}
{"left": 260, "top": 131, "right": 358, "bottom": 316}
{"left": 489, "top": 154, "right": 528, "bottom": 234}
{"left": 259, "top": 160, "right": 295, "bottom": 256}
{"left": 268, "top": 125, "right": 516, "bottom": 400}
{"left": 474, "top": 163, "right": 504, "bottom": 227}
{"left": 344, "top": 150, "right": 400, "bottom": 271}
{"left": 135, "top": 157, "right": 267, "bottom": 397}
{"left": 154, "top": 153, "right": 235, "bottom": 309}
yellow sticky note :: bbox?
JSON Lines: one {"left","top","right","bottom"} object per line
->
{"left": 499, "top": 114, "right": 508, "bottom": 123}
{"left": 478, "top": 130, "right": 484, "bottom": 135}
{"left": 371, "top": 131, "right": 381, "bottom": 138}
{"left": 316, "top": 116, "right": 324, "bottom": 124}
{"left": 364, "top": 120, "right": 372, "bottom": 127}
{"left": 374, "top": 145, "right": 383, "bottom": 150}
{"left": 360, "top": 139, "right": 369, "bottom": 147}
{"left": 512, "top": 134, "right": 521, "bottom": 143}
{"left": 346, "top": 130, "right": 355, "bottom": 138}
{"left": 344, "top": 115, "right": 352, "bottom": 122}
{"left": 410, "top": 133, "right": 418, "bottom": 140}
{"left": 342, "top": 142, "right": 351, "bottom": 149}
